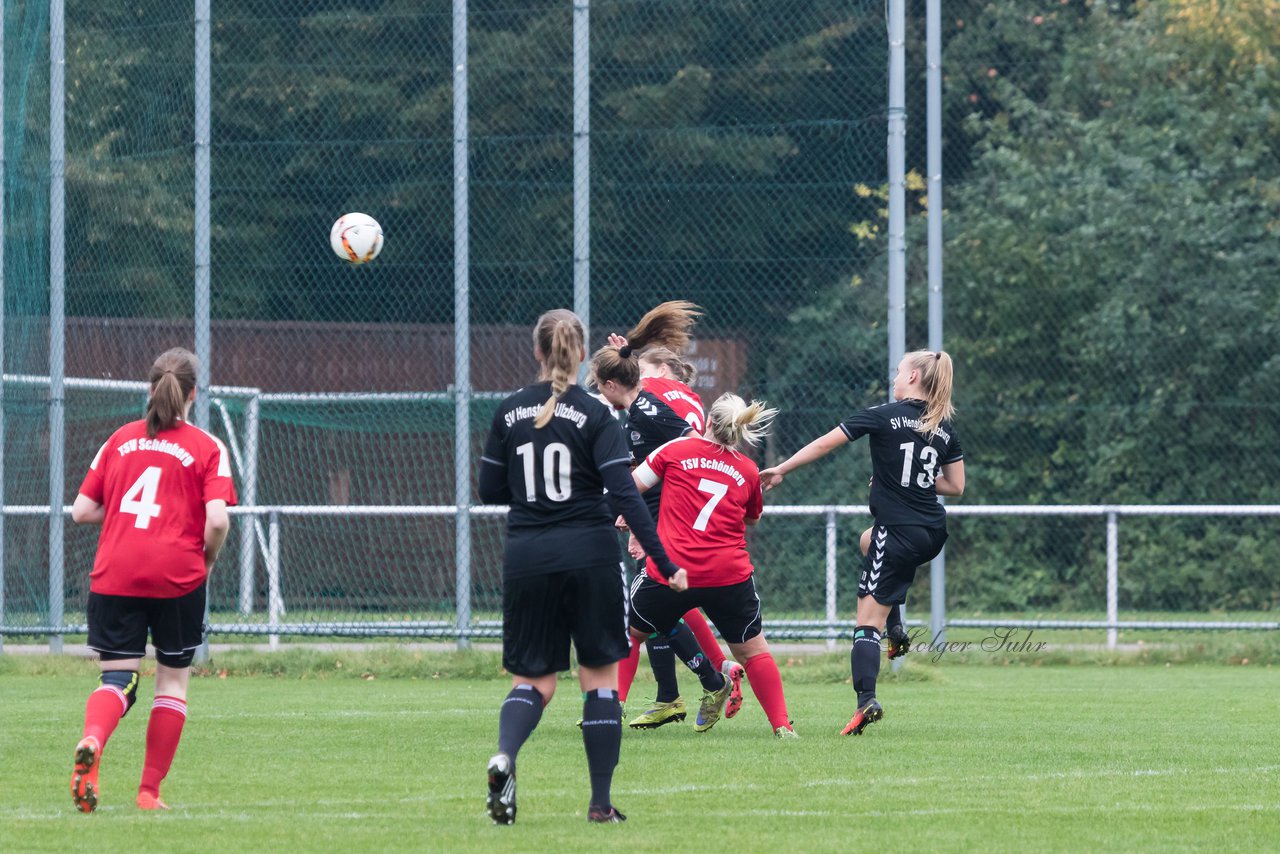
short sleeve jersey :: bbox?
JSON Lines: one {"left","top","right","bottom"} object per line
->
{"left": 634, "top": 435, "right": 763, "bottom": 587}
{"left": 621, "top": 390, "right": 694, "bottom": 518}
{"left": 640, "top": 377, "right": 706, "bottom": 433}
{"left": 79, "top": 419, "right": 237, "bottom": 598}
{"left": 480, "top": 382, "right": 630, "bottom": 576}
{"left": 839, "top": 398, "right": 964, "bottom": 527}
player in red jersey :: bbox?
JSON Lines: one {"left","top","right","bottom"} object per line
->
{"left": 626, "top": 392, "right": 796, "bottom": 737}
{"left": 67, "top": 348, "right": 235, "bottom": 812}
{"left": 599, "top": 307, "right": 739, "bottom": 730}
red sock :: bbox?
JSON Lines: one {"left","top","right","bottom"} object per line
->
{"left": 617, "top": 636, "right": 642, "bottom": 702}
{"left": 743, "top": 652, "right": 790, "bottom": 730}
{"left": 682, "top": 609, "right": 725, "bottom": 671}
{"left": 139, "top": 696, "right": 187, "bottom": 798}
{"left": 83, "top": 684, "right": 129, "bottom": 748}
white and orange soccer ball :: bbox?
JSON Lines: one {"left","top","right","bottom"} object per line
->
{"left": 329, "top": 212, "right": 384, "bottom": 264}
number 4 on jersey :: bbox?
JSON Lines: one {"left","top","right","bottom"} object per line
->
{"left": 120, "top": 466, "right": 163, "bottom": 528}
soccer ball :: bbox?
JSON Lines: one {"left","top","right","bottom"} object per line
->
{"left": 329, "top": 212, "right": 384, "bottom": 264}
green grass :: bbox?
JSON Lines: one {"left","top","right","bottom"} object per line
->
{"left": 2, "top": 654, "right": 1278, "bottom": 852}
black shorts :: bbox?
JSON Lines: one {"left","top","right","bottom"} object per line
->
{"left": 502, "top": 564, "right": 629, "bottom": 677}
{"left": 87, "top": 583, "right": 207, "bottom": 668}
{"left": 859, "top": 524, "right": 948, "bottom": 606}
{"left": 629, "top": 575, "right": 762, "bottom": 645}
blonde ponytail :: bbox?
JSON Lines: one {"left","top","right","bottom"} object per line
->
{"left": 903, "top": 349, "right": 956, "bottom": 438}
{"left": 706, "top": 392, "right": 778, "bottom": 449}
{"left": 531, "top": 309, "right": 585, "bottom": 428}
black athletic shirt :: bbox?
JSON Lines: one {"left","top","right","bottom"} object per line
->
{"left": 839, "top": 398, "right": 964, "bottom": 527}
{"left": 620, "top": 390, "right": 694, "bottom": 517}
{"left": 479, "top": 382, "right": 678, "bottom": 579}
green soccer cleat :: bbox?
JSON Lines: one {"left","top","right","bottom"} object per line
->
{"left": 774, "top": 725, "right": 800, "bottom": 739}
{"left": 693, "top": 677, "right": 734, "bottom": 733}
{"left": 627, "top": 698, "right": 686, "bottom": 729}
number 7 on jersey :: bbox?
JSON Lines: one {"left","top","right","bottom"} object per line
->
{"left": 693, "top": 478, "right": 728, "bottom": 531}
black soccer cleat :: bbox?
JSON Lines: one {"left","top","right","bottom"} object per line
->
{"left": 588, "top": 804, "right": 627, "bottom": 823}
{"left": 886, "top": 624, "right": 912, "bottom": 660}
{"left": 486, "top": 753, "right": 516, "bottom": 825}
{"left": 840, "top": 699, "right": 884, "bottom": 736}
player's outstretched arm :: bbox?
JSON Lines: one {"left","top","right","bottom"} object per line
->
{"left": 760, "top": 427, "right": 849, "bottom": 491}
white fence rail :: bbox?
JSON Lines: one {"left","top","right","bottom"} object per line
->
{"left": 2, "top": 504, "right": 1279, "bottom": 652}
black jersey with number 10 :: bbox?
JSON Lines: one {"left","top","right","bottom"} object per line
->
{"left": 480, "top": 382, "right": 631, "bottom": 576}
{"left": 840, "top": 398, "right": 964, "bottom": 527}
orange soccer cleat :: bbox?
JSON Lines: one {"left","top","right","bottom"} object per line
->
{"left": 70, "top": 736, "right": 102, "bottom": 813}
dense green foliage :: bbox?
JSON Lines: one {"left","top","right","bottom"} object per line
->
{"left": 5, "top": 0, "right": 1276, "bottom": 614}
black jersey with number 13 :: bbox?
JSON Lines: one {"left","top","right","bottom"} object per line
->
{"left": 840, "top": 398, "right": 964, "bottom": 527}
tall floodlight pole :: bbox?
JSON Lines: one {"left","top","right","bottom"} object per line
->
{"left": 886, "top": 0, "right": 906, "bottom": 382}
{"left": 573, "top": 0, "right": 590, "bottom": 359}
{"left": 453, "top": 0, "right": 472, "bottom": 650}
{"left": 48, "top": 0, "right": 67, "bottom": 653}
{"left": 194, "top": 0, "right": 213, "bottom": 662}
{"left": 887, "top": 0, "right": 906, "bottom": 669}
{"left": 194, "top": 0, "right": 211, "bottom": 432}
{"left": 926, "top": 0, "right": 946, "bottom": 645}
{"left": 0, "top": 0, "right": 6, "bottom": 654}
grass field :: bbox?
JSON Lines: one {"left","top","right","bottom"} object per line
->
{"left": 1, "top": 651, "right": 1277, "bottom": 853}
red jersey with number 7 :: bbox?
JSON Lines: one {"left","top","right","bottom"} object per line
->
{"left": 634, "top": 435, "right": 762, "bottom": 587}
{"left": 78, "top": 419, "right": 237, "bottom": 598}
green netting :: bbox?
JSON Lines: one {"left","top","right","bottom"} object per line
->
{"left": 4, "top": 0, "right": 1279, "bottom": 641}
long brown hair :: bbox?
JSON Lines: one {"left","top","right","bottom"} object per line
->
{"left": 146, "top": 347, "right": 198, "bottom": 437}
{"left": 591, "top": 300, "right": 703, "bottom": 391}
{"left": 903, "top": 349, "right": 956, "bottom": 438}
{"left": 532, "top": 309, "right": 585, "bottom": 428}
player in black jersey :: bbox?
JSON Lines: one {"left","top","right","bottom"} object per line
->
{"left": 592, "top": 342, "right": 742, "bottom": 730}
{"left": 591, "top": 301, "right": 742, "bottom": 731}
{"left": 478, "top": 309, "right": 686, "bottom": 826}
{"left": 762, "top": 350, "right": 965, "bottom": 735}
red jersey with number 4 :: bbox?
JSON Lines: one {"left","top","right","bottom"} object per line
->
{"left": 641, "top": 377, "right": 705, "bottom": 433}
{"left": 635, "top": 435, "right": 762, "bottom": 587}
{"left": 78, "top": 419, "right": 237, "bottom": 598}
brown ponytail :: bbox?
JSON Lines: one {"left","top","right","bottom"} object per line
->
{"left": 145, "top": 347, "right": 199, "bottom": 437}
{"left": 623, "top": 300, "right": 703, "bottom": 353}
{"left": 531, "top": 310, "right": 585, "bottom": 428}
{"left": 903, "top": 349, "right": 956, "bottom": 438}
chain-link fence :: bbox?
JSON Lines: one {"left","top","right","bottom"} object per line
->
{"left": 3, "top": 0, "right": 1277, "bottom": 646}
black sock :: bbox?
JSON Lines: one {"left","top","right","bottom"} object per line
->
{"left": 885, "top": 605, "right": 903, "bottom": 633}
{"left": 851, "top": 625, "right": 882, "bottom": 707}
{"left": 581, "top": 688, "right": 622, "bottom": 809}
{"left": 646, "top": 634, "right": 681, "bottom": 703}
{"left": 498, "top": 684, "right": 544, "bottom": 766}
{"left": 668, "top": 621, "right": 725, "bottom": 692}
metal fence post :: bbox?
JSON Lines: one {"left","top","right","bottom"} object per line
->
{"left": 453, "top": 0, "right": 472, "bottom": 650}
{"left": 48, "top": 0, "right": 67, "bottom": 654}
{"left": 1106, "top": 511, "right": 1118, "bottom": 650}
{"left": 267, "top": 511, "right": 282, "bottom": 650}
{"left": 238, "top": 393, "right": 260, "bottom": 615}
{"left": 825, "top": 508, "right": 838, "bottom": 650}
